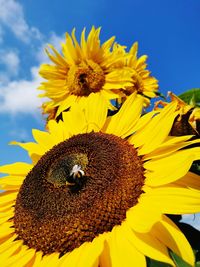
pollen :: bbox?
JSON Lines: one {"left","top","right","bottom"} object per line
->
{"left": 67, "top": 60, "right": 105, "bottom": 96}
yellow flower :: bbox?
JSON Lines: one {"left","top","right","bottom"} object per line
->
{"left": 155, "top": 91, "right": 200, "bottom": 136}
{"left": 1, "top": 93, "right": 200, "bottom": 266}
{"left": 38, "top": 26, "right": 133, "bottom": 120}
{"left": 117, "top": 42, "right": 159, "bottom": 106}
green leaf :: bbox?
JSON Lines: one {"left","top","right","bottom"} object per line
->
{"left": 147, "top": 258, "right": 171, "bottom": 267}
{"left": 195, "top": 250, "right": 200, "bottom": 262}
{"left": 170, "top": 251, "right": 192, "bottom": 267}
{"left": 178, "top": 88, "right": 200, "bottom": 106}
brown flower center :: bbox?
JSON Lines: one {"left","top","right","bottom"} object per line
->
{"left": 67, "top": 60, "right": 105, "bottom": 96}
{"left": 171, "top": 110, "right": 199, "bottom": 136}
{"left": 124, "top": 70, "right": 144, "bottom": 96}
{"left": 14, "top": 132, "right": 145, "bottom": 256}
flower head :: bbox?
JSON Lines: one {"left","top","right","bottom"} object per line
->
{"left": 0, "top": 93, "right": 200, "bottom": 266}
{"left": 117, "top": 42, "right": 159, "bottom": 106}
{"left": 39, "top": 26, "right": 133, "bottom": 120}
{"left": 155, "top": 91, "right": 200, "bottom": 136}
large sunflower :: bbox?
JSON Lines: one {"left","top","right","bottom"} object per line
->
{"left": 1, "top": 93, "right": 200, "bottom": 266}
{"left": 38, "top": 26, "right": 133, "bottom": 120}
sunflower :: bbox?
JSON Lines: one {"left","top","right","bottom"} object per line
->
{"left": 155, "top": 91, "right": 200, "bottom": 136}
{"left": 117, "top": 42, "right": 159, "bottom": 107}
{"left": 1, "top": 93, "right": 200, "bottom": 266}
{"left": 38, "top": 26, "right": 133, "bottom": 121}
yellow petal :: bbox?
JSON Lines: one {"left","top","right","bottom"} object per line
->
{"left": 0, "top": 217, "right": 14, "bottom": 225}
{"left": 56, "top": 94, "right": 78, "bottom": 116}
{"left": 175, "top": 172, "right": 200, "bottom": 190}
{"left": 104, "top": 69, "right": 132, "bottom": 89}
{"left": 62, "top": 93, "right": 108, "bottom": 134}
{"left": 0, "top": 176, "right": 24, "bottom": 191}
{"left": 62, "top": 108, "right": 88, "bottom": 136}
{"left": 101, "top": 36, "right": 115, "bottom": 52}
{"left": 143, "top": 186, "right": 200, "bottom": 214}
{"left": 0, "top": 240, "right": 23, "bottom": 262}
{"left": 36, "top": 252, "right": 60, "bottom": 267}
{"left": 0, "top": 222, "right": 15, "bottom": 238}
{"left": 10, "top": 141, "right": 45, "bottom": 158}
{"left": 32, "top": 129, "right": 56, "bottom": 152}
{"left": 189, "top": 147, "right": 200, "bottom": 161}
{"left": 129, "top": 110, "right": 157, "bottom": 133}
{"left": 71, "top": 29, "right": 82, "bottom": 59}
{"left": 57, "top": 243, "right": 87, "bottom": 267}
{"left": 0, "top": 201, "right": 15, "bottom": 212}
{"left": 130, "top": 102, "right": 178, "bottom": 155}
{"left": 105, "top": 93, "right": 143, "bottom": 138}
{"left": 0, "top": 209, "right": 14, "bottom": 224}
{"left": 151, "top": 215, "right": 194, "bottom": 266}
{"left": 83, "top": 93, "right": 107, "bottom": 132}
{"left": 144, "top": 137, "right": 199, "bottom": 160}
{"left": 126, "top": 198, "right": 161, "bottom": 233}
{"left": 32, "top": 251, "right": 43, "bottom": 267}
{"left": 106, "top": 225, "right": 146, "bottom": 267}
{"left": 0, "top": 234, "right": 17, "bottom": 251}
{"left": 0, "top": 191, "right": 18, "bottom": 206}
{"left": 80, "top": 28, "right": 87, "bottom": 57}
{"left": 99, "top": 239, "right": 112, "bottom": 267}
{"left": 3, "top": 246, "right": 35, "bottom": 267}
{"left": 62, "top": 33, "right": 77, "bottom": 65}
{"left": 0, "top": 163, "right": 33, "bottom": 176}
{"left": 47, "top": 44, "right": 69, "bottom": 67}
{"left": 75, "top": 236, "right": 104, "bottom": 267}
{"left": 0, "top": 208, "right": 14, "bottom": 218}
{"left": 144, "top": 150, "right": 195, "bottom": 186}
{"left": 101, "top": 89, "right": 120, "bottom": 100}
{"left": 0, "top": 174, "right": 24, "bottom": 184}
{"left": 47, "top": 120, "right": 64, "bottom": 144}
{"left": 128, "top": 42, "right": 138, "bottom": 64}
{"left": 120, "top": 222, "right": 174, "bottom": 266}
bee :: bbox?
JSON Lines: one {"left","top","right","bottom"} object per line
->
{"left": 70, "top": 164, "right": 85, "bottom": 178}
{"left": 66, "top": 165, "right": 85, "bottom": 188}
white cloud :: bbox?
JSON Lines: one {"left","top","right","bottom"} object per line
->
{"left": 0, "top": 26, "right": 64, "bottom": 115}
{"left": 0, "top": 49, "right": 20, "bottom": 76}
{"left": 0, "top": 67, "right": 43, "bottom": 114}
{"left": 8, "top": 127, "right": 29, "bottom": 140}
{"left": 0, "top": 0, "right": 43, "bottom": 43}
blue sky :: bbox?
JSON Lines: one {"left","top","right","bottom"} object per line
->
{"left": 1, "top": 0, "right": 200, "bottom": 164}
{"left": 0, "top": 0, "right": 200, "bottom": 227}
{"left": 0, "top": 0, "right": 199, "bottom": 159}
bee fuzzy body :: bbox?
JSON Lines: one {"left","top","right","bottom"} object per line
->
{"left": 67, "top": 165, "right": 86, "bottom": 190}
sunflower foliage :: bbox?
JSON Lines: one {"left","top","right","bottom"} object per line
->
{"left": 179, "top": 89, "right": 200, "bottom": 107}
{"left": 0, "top": 26, "right": 200, "bottom": 267}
